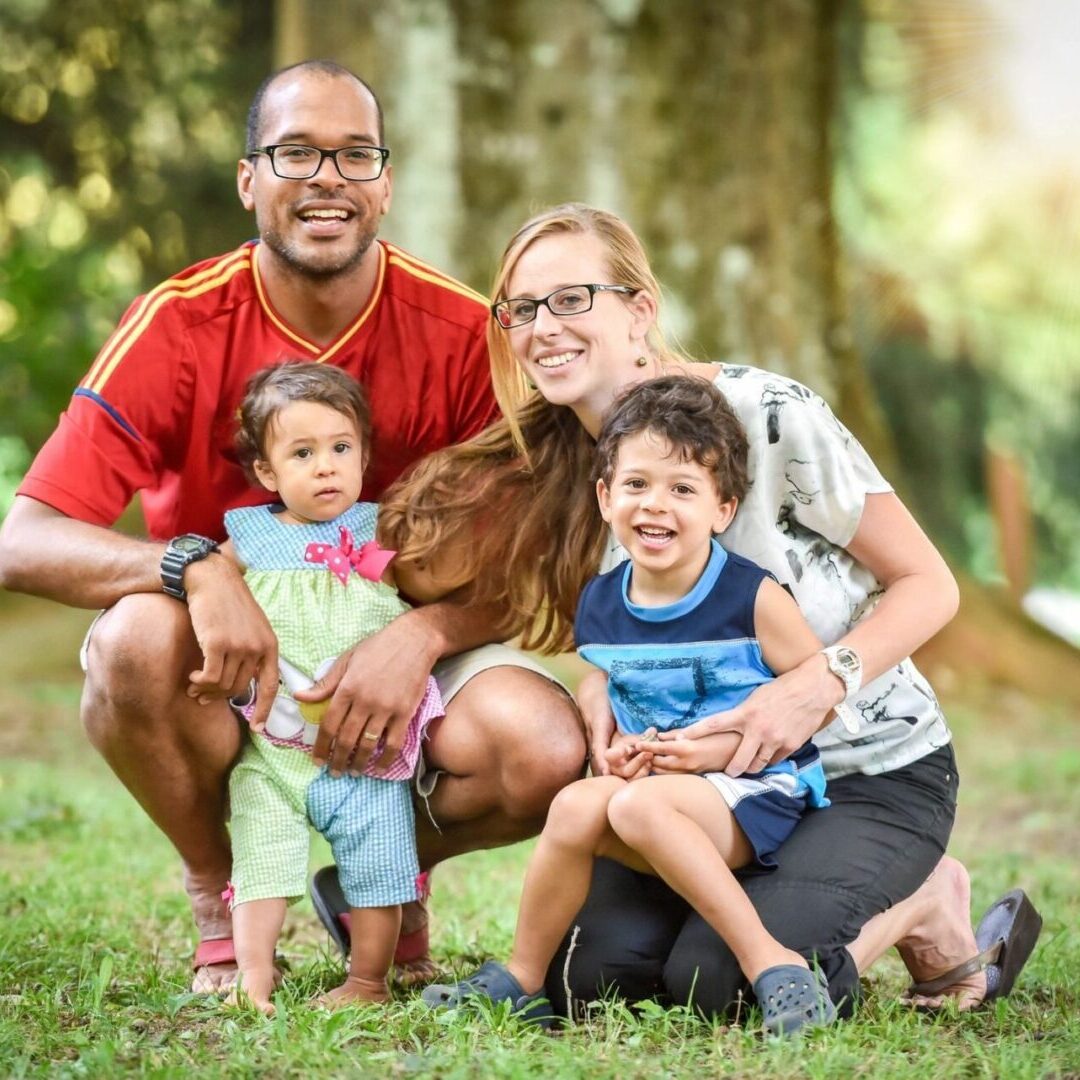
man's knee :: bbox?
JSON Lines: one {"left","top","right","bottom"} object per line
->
{"left": 81, "top": 594, "right": 194, "bottom": 736}
{"left": 504, "top": 689, "right": 586, "bottom": 819}
{"left": 448, "top": 669, "right": 586, "bottom": 820}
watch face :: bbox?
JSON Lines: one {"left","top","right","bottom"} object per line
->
{"left": 836, "top": 650, "right": 860, "bottom": 673}
{"left": 173, "top": 535, "right": 206, "bottom": 555}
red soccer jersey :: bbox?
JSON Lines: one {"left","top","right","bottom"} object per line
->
{"left": 20, "top": 240, "right": 499, "bottom": 540}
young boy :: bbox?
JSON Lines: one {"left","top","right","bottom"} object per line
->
{"left": 422, "top": 374, "right": 837, "bottom": 1037}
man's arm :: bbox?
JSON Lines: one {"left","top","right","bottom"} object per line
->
{"left": 0, "top": 496, "right": 280, "bottom": 727}
{"left": 0, "top": 496, "right": 164, "bottom": 608}
{"left": 297, "top": 589, "right": 514, "bottom": 776}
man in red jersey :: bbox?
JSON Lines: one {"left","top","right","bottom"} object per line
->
{"left": 0, "top": 61, "right": 584, "bottom": 992}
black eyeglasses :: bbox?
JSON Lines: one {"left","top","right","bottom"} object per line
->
{"left": 249, "top": 144, "right": 390, "bottom": 181}
{"left": 491, "top": 284, "right": 635, "bottom": 329}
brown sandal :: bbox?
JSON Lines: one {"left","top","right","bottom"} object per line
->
{"left": 906, "top": 889, "right": 1043, "bottom": 1007}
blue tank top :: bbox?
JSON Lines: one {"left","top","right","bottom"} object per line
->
{"left": 575, "top": 539, "right": 826, "bottom": 804}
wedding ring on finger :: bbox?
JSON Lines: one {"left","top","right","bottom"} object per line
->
{"left": 361, "top": 731, "right": 380, "bottom": 742}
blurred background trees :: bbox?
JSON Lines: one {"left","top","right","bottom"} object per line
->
{"left": 2, "top": 0, "right": 1077, "bottom": 622}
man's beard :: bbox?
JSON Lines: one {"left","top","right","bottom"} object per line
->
{"left": 260, "top": 219, "right": 379, "bottom": 281}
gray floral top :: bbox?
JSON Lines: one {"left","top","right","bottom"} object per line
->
{"left": 600, "top": 364, "right": 952, "bottom": 779}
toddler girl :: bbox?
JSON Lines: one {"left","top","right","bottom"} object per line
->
{"left": 222, "top": 361, "right": 441, "bottom": 1013}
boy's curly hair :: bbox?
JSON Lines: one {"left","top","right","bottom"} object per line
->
{"left": 593, "top": 374, "right": 749, "bottom": 502}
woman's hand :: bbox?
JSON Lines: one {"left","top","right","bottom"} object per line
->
{"left": 657, "top": 655, "right": 842, "bottom": 777}
{"left": 577, "top": 668, "right": 618, "bottom": 775}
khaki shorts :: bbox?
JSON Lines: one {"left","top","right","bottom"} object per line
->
{"left": 79, "top": 617, "right": 569, "bottom": 806}
{"left": 81, "top": 614, "right": 565, "bottom": 701}
{"left": 431, "top": 643, "right": 565, "bottom": 703}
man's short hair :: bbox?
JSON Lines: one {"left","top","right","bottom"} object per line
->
{"left": 594, "top": 374, "right": 750, "bottom": 502}
{"left": 245, "top": 60, "right": 385, "bottom": 154}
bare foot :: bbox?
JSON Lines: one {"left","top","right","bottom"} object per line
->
{"left": 897, "top": 856, "right": 986, "bottom": 1010}
{"left": 316, "top": 974, "right": 390, "bottom": 1009}
{"left": 185, "top": 865, "right": 237, "bottom": 994}
{"left": 224, "top": 967, "right": 278, "bottom": 1016}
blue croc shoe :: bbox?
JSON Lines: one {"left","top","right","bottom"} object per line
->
{"left": 753, "top": 964, "right": 837, "bottom": 1038}
{"left": 421, "top": 961, "right": 557, "bottom": 1028}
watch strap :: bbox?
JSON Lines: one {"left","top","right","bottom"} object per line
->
{"left": 161, "top": 534, "right": 220, "bottom": 601}
{"left": 821, "top": 644, "right": 862, "bottom": 696}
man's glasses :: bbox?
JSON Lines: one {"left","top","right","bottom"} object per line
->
{"left": 491, "top": 284, "right": 635, "bottom": 329}
{"left": 249, "top": 144, "right": 390, "bottom": 181}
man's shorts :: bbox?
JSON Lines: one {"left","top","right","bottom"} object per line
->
{"left": 79, "top": 618, "right": 569, "bottom": 803}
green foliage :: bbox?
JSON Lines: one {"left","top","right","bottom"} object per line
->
{"left": 838, "top": 7, "right": 1080, "bottom": 588}
{"left": 0, "top": 435, "right": 30, "bottom": 518}
{"left": 0, "top": 0, "right": 270, "bottom": 449}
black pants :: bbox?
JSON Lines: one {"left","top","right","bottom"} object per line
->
{"left": 544, "top": 744, "right": 958, "bottom": 1020}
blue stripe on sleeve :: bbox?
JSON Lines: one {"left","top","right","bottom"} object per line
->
{"left": 73, "top": 387, "right": 142, "bottom": 442}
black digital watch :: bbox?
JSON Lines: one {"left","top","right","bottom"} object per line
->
{"left": 160, "top": 534, "right": 220, "bottom": 601}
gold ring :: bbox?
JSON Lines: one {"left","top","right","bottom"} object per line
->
{"left": 362, "top": 731, "right": 380, "bottom": 741}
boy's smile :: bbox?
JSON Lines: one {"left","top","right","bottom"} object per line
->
{"left": 597, "top": 429, "right": 737, "bottom": 606}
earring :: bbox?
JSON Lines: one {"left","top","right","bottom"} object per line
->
{"left": 635, "top": 356, "right": 649, "bottom": 368}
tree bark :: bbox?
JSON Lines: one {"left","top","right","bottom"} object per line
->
{"left": 274, "top": 0, "right": 874, "bottom": 422}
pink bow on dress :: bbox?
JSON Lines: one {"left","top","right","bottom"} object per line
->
{"left": 304, "top": 526, "right": 395, "bottom": 586}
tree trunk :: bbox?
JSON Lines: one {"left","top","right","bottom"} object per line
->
{"left": 274, "top": 0, "right": 1079, "bottom": 690}
{"left": 273, "top": 1, "right": 885, "bottom": 432}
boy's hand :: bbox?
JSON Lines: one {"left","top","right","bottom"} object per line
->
{"left": 577, "top": 668, "right": 617, "bottom": 776}
{"left": 649, "top": 731, "right": 741, "bottom": 774}
{"left": 604, "top": 729, "right": 656, "bottom": 781}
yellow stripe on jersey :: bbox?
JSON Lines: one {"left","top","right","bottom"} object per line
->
{"left": 84, "top": 248, "right": 253, "bottom": 395}
{"left": 385, "top": 245, "right": 488, "bottom": 306}
{"left": 320, "top": 243, "right": 388, "bottom": 364}
{"left": 250, "top": 245, "right": 322, "bottom": 355}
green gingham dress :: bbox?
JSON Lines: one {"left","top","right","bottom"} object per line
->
{"left": 225, "top": 502, "right": 442, "bottom": 909}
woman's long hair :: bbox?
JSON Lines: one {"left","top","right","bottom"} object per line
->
{"left": 379, "top": 204, "right": 682, "bottom": 653}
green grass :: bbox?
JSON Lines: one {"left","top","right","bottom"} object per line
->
{"left": 1, "top": 595, "right": 1078, "bottom": 1077}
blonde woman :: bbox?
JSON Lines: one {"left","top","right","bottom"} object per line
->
{"left": 375, "top": 204, "right": 1040, "bottom": 1021}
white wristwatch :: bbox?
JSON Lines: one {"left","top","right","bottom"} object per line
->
{"left": 821, "top": 645, "right": 862, "bottom": 735}
{"left": 820, "top": 645, "right": 862, "bottom": 696}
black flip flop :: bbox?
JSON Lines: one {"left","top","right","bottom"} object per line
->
{"left": 906, "top": 888, "right": 1043, "bottom": 1005}
{"left": 310, "top": 865, "right": 351, "bottom": 958}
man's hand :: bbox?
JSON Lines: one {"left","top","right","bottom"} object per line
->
{"left": 603, "top": 730, "right": 655, "bottom": 781}
{"left": 184, "top": 554, "right": 279, "bottom": 731}
{"left": 656, "top": 659, "right": 840, "bottom": 777}
{"left": 295, "top": 613, "right": 438, "bottom": 777}
{"left": 576, "top": 669, "right": 617, "bottom": 775}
